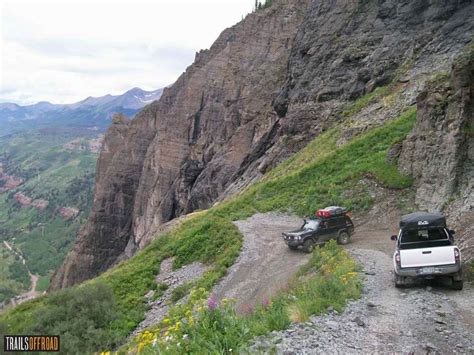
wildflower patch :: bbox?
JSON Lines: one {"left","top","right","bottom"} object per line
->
{"left": 127, "top": 241, "right": 361, "bottom": 354}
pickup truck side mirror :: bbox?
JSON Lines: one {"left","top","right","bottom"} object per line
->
{"left": 449, "top": 229, "right": 455, "bottom": 235}
{"left": 390, "top": 235, "right": 397, "bottom": 241}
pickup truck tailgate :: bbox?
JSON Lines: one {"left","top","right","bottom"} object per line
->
{"left": 400, "top": 246, "right": 455, "bottom": 268}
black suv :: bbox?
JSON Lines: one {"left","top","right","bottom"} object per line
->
{"left": 282, "top": 206, "right": 355, "bottom": 252}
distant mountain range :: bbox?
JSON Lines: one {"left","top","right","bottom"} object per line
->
{"left": 0, "top": 87, "right": 163, "bottom": 136}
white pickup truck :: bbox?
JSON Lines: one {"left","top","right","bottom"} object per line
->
{"left": 391, "top": 212, "right": 463, "bottom": 290}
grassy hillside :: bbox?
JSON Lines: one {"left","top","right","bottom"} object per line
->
{"left": 0, "top": 105, "right": 416, "bottom": 352}
{"left": 0, "top": 132, "right": 97, "bottom": 300}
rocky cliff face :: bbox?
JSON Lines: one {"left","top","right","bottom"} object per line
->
{"left": 51, "top": 0, "right": 474, "bottom": 289}
{"left": 399, "top": 48, "right": 473, "bottom": 212}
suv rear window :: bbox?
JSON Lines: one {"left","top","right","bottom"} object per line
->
{"left": 400, "top": 228, "right": 451, "bottom": 249}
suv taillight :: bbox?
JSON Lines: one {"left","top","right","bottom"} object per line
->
{"left": 395, "top": 251, "right": 401, "bottom": 268}
{"left": 454, "top": 248, "right": 460, "bottom": 263}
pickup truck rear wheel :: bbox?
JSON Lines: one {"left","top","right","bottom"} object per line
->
{"left": 452, "top": 279, "right": 463, "bottom": 290}
{"left": 303, "top": 239, "right": 315, "bottom": 253}
{"left": 394, "top": 274, "right": 405, "bottom": 288}
{"left": 337, "top": 231, "right": 350, "bottom": 245}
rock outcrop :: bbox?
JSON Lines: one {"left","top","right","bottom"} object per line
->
{"left": 51, "top": 0, "right": 474, "bottom": 289}
{"left": 399, "top": 48, "right": 473, "bottom": 211}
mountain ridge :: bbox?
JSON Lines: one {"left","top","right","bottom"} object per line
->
{"left": 0, "top": 87, "right": 163, "bottom": 136}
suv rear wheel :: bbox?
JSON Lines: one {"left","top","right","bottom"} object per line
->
{"left": 337, "top": 231, "right": 350, "bottom": 245}
{"left": 303, "top": 239, "right": 315, "bottom": 253}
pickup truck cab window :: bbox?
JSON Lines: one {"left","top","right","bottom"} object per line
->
{"left": 400, "top": 228, "right": 451, "bottom": 249}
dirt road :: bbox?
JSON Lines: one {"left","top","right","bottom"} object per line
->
{"left": 136, "top": 211, "right": 473, "bottom": 353}
{"left": 213, "top": 213, "right": 310, "bottom": 312}
{"left": 230, "top": 214, "right": 474, "bottom": 353}
{"left": 3, "top": 241, "right": 40, "bottom": 306}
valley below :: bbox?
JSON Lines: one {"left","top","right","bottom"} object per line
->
{"left": 0, "top": 87, "right": 162, "bottom": 307}
{"left": 0, "top": 130, "right": 98, "bottom": 306}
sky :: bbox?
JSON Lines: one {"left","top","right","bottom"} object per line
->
{"left": 0, "top": 0, "right": 255, "bottom": 105}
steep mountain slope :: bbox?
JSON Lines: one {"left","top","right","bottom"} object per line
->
{"left": 52, "top": 0, "right": 474, "bottom": 290}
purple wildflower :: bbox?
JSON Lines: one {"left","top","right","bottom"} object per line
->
{"left": 262, "top": 297, "right": 270, "bottom": 310}
{"left": 208, "top": 295, "right": 218, "bottom": 310}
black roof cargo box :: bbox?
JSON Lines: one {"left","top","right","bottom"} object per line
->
{"left": 400, "top": 212, "right": 446, "bottom": 230}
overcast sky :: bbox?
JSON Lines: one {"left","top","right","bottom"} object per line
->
{"left": 0, "top": 0, "right": 254, "bottom": 105}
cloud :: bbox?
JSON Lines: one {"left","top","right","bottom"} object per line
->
{"left": 0, "top": 0, "right": 254, "bottom": 104}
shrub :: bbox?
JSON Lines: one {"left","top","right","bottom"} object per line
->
{"left": 0, "top": 282, "right": 119, "bottom": 353}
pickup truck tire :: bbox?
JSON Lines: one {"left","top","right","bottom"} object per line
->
{"left": 303, "top": 239, "right": 315, "bottom": 253}
{"left": 337, "top": 231, "right": 350, "bottom": 245}
{"left": 288, "top": 245, "right": 298, "bottom": 251}
{"left": 394, "top": 274, "right": 405, "bottom": 288}
{"left": 452, "top": 279, "right": 463, "bottom": 290}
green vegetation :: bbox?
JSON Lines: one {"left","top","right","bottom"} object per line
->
{"left": 254, "top": 0, "right": 273, "bottom": 11}
{"left": 0, "top": 244, "right": 29, "bottom": 302}
{"left": 170, "top": 283, "right": 192, "bottom": 303}
{"left": 342, "top": 85, "right": 391, "bottom": 117}
{"left": 8, "top": 260, "right": 31, "bottom": 289}
{"left": 0, "top": 215, "right": 242, "bottom": 349}
{"left": 0, "top": 131, "right": 97, "bottom": 301}
{"left": 130, "top": 241, "right": 361, "bottom": 353}
{"left": 213, "top": 107, "right": 416, "bottom": 220}
{"left": 35, "top": 275, "right": 51, "bottom": 292}
{"left": 0, "top": 106, "right": 416, "bottom": 351}
{"left": 25, "top": 283, "right": 118, "bottom": 354}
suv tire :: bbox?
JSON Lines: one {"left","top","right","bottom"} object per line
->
{"left": 288, "top": 245, "right": 298, "bottom": 251}
{"left": 303, "top": 239, "right": 315, "bottom": 253}
{"left": 337, "top": 231, "right": 350, "bottom": 245}
{"left": 452, "top": 279, "right": 463, "bottom": 290}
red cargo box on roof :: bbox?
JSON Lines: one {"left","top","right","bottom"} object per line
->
{"left": 315, "top": 206, "right": 348, "bottom": 218}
